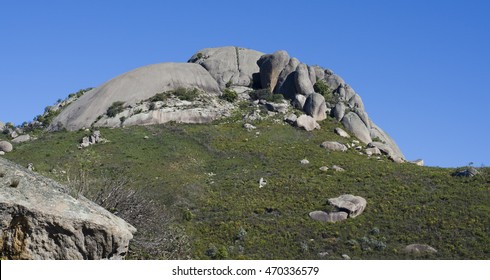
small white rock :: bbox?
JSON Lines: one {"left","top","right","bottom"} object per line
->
{"left": 300, "top": 159, "right": 310, "bottom": 165}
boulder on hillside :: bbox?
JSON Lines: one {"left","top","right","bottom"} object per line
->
{"left": 328, "top": 194, "right": 367, "bottom": 218}
{"left": 49, "top": 63, "right": 221, "bottom": 131}
{"left": 452, "top": 166, "right": 479, "bottom": 177}
{"left": 369, "top": 123, "right": 405, "bottom": 160}
{"left": 0, "top": 141, "right": 13, "bottom": 153}
{"left": 304, "top": 93, "right": 327, "bottom": 121}
{"left": 0, "top": 121, "right": 5, "bottom": 131}
{"left": 334, "top": 127, "right": 350, "bottom": 138}
{"left": 283, "top": 113, "right": 297, "bottom": 124}
{"left": 404, "top": 244, "right": 437, "bottom": 255}
{"left": 309, "top": 211, "right": 348, "bottom": 223}
{"left": 295, "top": 114, "right": 320, "bottom": 131}
{"left": 188, "top": 46, "right": 264, "bottom": 89}
{"left": 11, "top": 135, "right": 31, "bottom": 144}
{"left": 341, "top": 112, "right": 372, "bottom": 144}
{"left": 0, "top": 157, "right": 135, "bottom": 259}
{"left": 320, "top": 141, "right": 348, "bottom": 152}
{"left": 293, "top": 94, "right": 307, "bottom": 110}
{"left": 331, "top": 102, "right": 346, "bottom": 121}
{"left": 257, "top": 50, "right": 290, "bottom": 92}
{"left": 295, "top": 63, "right": 314, "bottom": 95}
{"left": 275, "top": 58, "right": 300, "bottom": 99}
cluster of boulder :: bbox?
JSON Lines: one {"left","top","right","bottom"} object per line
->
{"left": 0, "top": 121, "right": 32, "bottom": 146}
{"left": 309, "top": 194, "right": 367, "bottom": 223}
{"left": 79, "top": 130, "right": 105, "bottom": 149}
{"left": 0, "top": 157, "right": 135, "bottom": 259}
{"left": 45, "top": 46, "right": 404, "bottom": 163}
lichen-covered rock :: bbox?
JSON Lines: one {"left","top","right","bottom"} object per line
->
{"left": 0, "top": 157, "right": 135, "bottom": 259}
{"left": 332, "top": 102, "right": 346, "bottom": 121}
{"left": 328, "top": 194, "right": 367, "bottom": 218}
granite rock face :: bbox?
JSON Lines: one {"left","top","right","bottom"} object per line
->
{"left": 0, "top": 157, "right": 136, "bottom": 259}
{"left": 188, "top": 46, "right": 264, "bottom": 89}
{"left": 49, "top": 63, "right": 221, "bottom": 131}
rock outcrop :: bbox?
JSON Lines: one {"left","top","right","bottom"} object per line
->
{"left": 49, "top": 63, "right": 221, "bottom": 131}
{"left": 328, "top": 194, "right": 367, "bottom": 218}
{"left": 46, "top": 46, "right": 404, "bottom": 161}
{"left": 188, "top": 46, "right": 264, "bottom": 89}
{"left": 0, "top": 157, "right": 135, "bottom": 259}
{"left": 0, "top": 141, "right": 13, "bottom": 153}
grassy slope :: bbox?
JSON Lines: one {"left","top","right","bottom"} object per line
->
{"left": 5, "top": 108, "right": 489, "bottom": 259}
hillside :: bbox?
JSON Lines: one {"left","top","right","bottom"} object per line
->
{"left": 1, "top": 46, "right": 488, "bottom": 260}
{"left": 4, "top": 107, "right": 489, "bottom": 259}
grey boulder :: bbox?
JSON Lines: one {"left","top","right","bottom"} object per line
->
{"left": 295, "top": 63, "right": 314, "bottom": 95}
{"left": 258, "top": 50, "right": 290, "bottom": 92}
{"left": 334, "top": 127, "right": 350, "bottom": 138}
{"left": 11, "top": 135, "right": 31, "bottom": 144}
{"left": 328, "top": 194, "right": 367, "bottom": 218}
{"left": 341, "top": 112, "right": 372, "bottom": 144}
{"left": 283, "top": 113, "right": 297, "bottom": 124}
{"left": 369, "top": 123, "right": 405, "bottom": 160}
{"left": 293, "top": 94, "right": 307, "bottom": 110}
{"left": 304, "top": 93, "right": 327, "bottom": 121}
{"left": 309, "top": 211, "right": 348, "bottom": 223}
{"left": 404, "top": 244, "right": 437, "bottom": 254}
{"left": 325, "top": 73, "right": 345, "bottom": 91}
{"left": 275, "top": 57, "right": 300, "bottom": 98}
{"left": 0, "top": 157, "right": 135, "bottom": 259}
{"left": 0, "top": 141, "right": 13, "bottom": 153}
{"left": 189, "top": 46, "right": 264, "bottom": 89}
{"left": 295, "top": 114, "right": 320, "bottom": 131}
{"left": 331, "top": 102, "right": 346, "bottom": 121}
{"left": 320, "top": 141, "right": 348, "bottom": 152}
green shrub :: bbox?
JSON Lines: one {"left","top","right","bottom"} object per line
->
{"left": 107, "top": 101, "right": 125, "bottom": 118}
{"left": 249, "top": 89, "right": 284, "bottom": 102}
{"left": 172, "top": 87, "right": 200, "bottom": 101}
{"left": 150, "top": 92, "right": 171, "bottom": 102}
{"left": 221, "top": 88, "right": 238, "bottom": 103}
{"left": 314, "top": 80, "right": 337, "bottom": 103}
{"left": 150, "top": 88, "right": 201, "bottom": 102}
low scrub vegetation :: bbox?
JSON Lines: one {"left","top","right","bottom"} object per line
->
{"left": 249, "top": 89, "right": 284, "bottom": 103}
{"left": 220, "top": 88, "right": 238, "bottom": 103}
{"left": 5, "top": 107, "right": 489, "bottom": 260}
{"left": 106, "top": 101, "right": 126, "bottom": 117}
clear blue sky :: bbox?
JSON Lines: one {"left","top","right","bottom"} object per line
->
{"left": 1, "top": 0, "right": 489, "bottom": 167}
